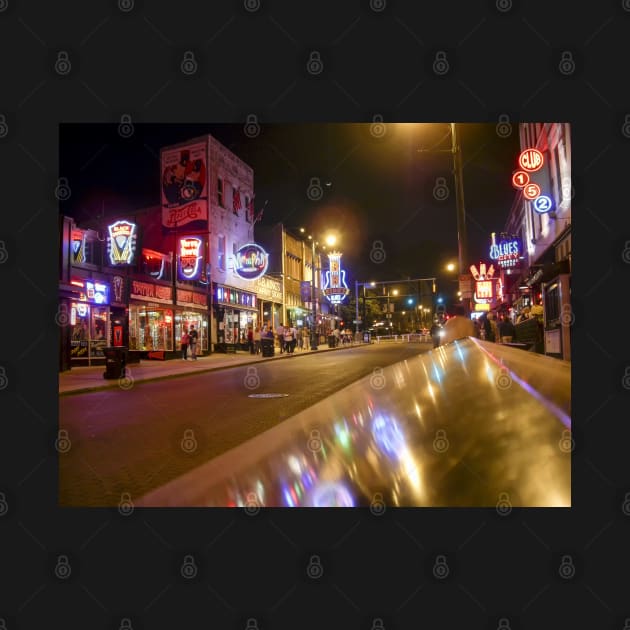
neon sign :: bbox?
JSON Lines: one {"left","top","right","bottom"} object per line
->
{"left": 511, "top": 171, "right": 529, "bottom": 189}
{"left": 533, "top": 195, "right": 553, "bottom": 214}
{"left": 107, "top": 220, "right": 138, "bottom": 265}
{"left": 85, "top": 281, "right": 108, "bottom": 304}
{"left": 470, "top": 262, "right": 495, "bottom": 304}
{"left": 489, "top": 233, "right": 522, "bottom": 269}
{"left": 518, "top": 148, "right": 544, "bottom": 172}
{"left": 523, "top": 183, "right": 541, "bottom": 199}
{"left": 322, "top": 251, "right": 350, "bottom": 304}
{"left": 233, "top": 243, "right": 269, "bottom": 281}
{"left": 71, "top": 230, "right": 86, "bottom": 264}
{"left": 178, "top": 236, "right": 203, "bottom": 280}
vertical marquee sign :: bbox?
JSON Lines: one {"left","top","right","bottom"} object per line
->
{"left": 322, "top": 251, "right": 350, "bottom": 304}
{"left": 161, "top": 142, "right": 209, "bottom": 232}
{"left": 178, "top": 236, "right": 203, "bottom": 280}
{"left": 512, "top": 147, "right": 554, "bottom": 214}
{"left": 107, "top": 220, "right": 138, "bottom": 266}
{"left": 470, "top": 262, "right": 498, "bottom": 310}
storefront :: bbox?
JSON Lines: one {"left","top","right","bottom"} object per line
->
{"left": 252, "top": 274, "right": 283, "bottom": 331}
{"left": 175, "top": 287, "right": 210, "bottom": 355}
{"left": 62, "top": 278, "right": 111, "bottom": 367}
{"left": 213, "top": 283, "right": 258, "bottom": 350}
{"left": 128, "top": 278, "right": 175, "bottom": 359}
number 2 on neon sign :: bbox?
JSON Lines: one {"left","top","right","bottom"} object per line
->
{"left": 533, "top": 195, "right": 552, "bottom": 213}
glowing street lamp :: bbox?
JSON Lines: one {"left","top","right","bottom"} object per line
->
{"left": 302, "top": 228, "right": 338, "bottom": 350}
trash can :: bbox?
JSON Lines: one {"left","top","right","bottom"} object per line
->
{"left": 261, "top": 337, "right": 274, "bottom": 357}
{"left": 103, "top": 347, "right": 127, "bottom": 379}
{"left": 363, "top": 332, "right": 371, "bottom": 343}
{"left": 328, "top": 335, "right": 336, "bottom": 348}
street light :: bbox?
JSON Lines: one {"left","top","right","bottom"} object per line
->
{"left": 416, "top": 123, "right": 468, "bottom": 277}
{"left": 302, "top": 228, "right": 337, "bottom": 351}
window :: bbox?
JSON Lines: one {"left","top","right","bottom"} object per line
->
{"left": 218, "top": 235, "right": 226, "bottom": 271}
{"left": 128, "top": 306, "right": 173, "bottom": 351}
{"left": 217, "top": 177, "right": 224, "bottom": 207}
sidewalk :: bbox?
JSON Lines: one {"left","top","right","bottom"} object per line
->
{"left": 59, "top": 342, "right": 363, "bottom": 396}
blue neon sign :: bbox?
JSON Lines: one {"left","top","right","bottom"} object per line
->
{"left": 533, "top": 195, "right": 553, "bottom": 214}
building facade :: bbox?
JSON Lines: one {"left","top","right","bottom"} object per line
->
{"left": 503, "top": 122, "right": 572, "bottom": 360}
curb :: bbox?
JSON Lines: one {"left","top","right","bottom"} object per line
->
{"left": 59, "top": 343, "right": 367, "bottom": 397}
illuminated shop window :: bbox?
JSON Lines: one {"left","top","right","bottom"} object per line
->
{"left": 128, "top": 305, "right": 173, "bottom": 351}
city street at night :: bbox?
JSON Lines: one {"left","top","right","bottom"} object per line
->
{"left": 58, "top": 121, "right": 571, "bottom": 508}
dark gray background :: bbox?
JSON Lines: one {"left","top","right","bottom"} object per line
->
{"left": 1, "top": 1, "right": 629, "bottom": 629}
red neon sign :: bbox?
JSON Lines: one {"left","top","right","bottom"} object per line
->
{"left": 511, "top": 171, "right": 530, "bottom": 188}
{"left": 475, "top": 280, "right": 493, "bottom": 300}
{"left": 523, "top": 183, "right": 541, "bottom": 199}
{"left": 518, "top": 149, "right": 544, "bottom": 172}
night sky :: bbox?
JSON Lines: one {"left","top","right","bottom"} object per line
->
{"left": 59, "top": 122, "right": 520, "bottom": 297}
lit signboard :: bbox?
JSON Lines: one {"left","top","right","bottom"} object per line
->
{"left": 475, "top": 280, "right": 493, "bottom": 300}
{"left": 71, "top": 230, "right": 87, "bottom": 264}
{"left": 178, "top": 236, "right": 203, "bottom": 280}
{"left": 322, "top": 251, "right": 350, "bottom": 304}
{"left": 518, "top": 148, "right": 544, "bottom": 172}
{"left": 107, "top": 220, "right": 138, "bottom": 266}
{"left": 523, "top": 183, "right": 541, "bottom": 199}
{"left": 511, "top": 171, "right": 529, "bottom": 189}
{"left": 72, "top": 279, "right": 110, "bottom": 305}
{"left": 233, "top": 243, "right": 269, "bottom": 281}
{"left": 533, "top": 195, "right": 553, "bottom": 214}
{"left": 470, "top": 262, "right": 495, "bottom": 304}
{"left": 489, "top": 233, "right": 522, "bottom": 269}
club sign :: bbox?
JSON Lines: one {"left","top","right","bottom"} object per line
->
{"left": 233, "top": 243, "right": 269, "bottom": 281}
{"left": 518, "top": 148, "right": 544, "bottom": 172}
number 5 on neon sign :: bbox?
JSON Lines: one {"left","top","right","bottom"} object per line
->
{"left": 533, "top": 195, "right": 553, "bottom": 213}
{"left": 523, "top": 183, "right": 541, "bottom": 199}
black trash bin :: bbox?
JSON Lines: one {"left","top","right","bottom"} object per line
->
{"left": 261, "top": 337, "right": 274, "bottom": 357}
{"left": 328, "top": 335, "right": 336, "bottom": 348}
{"left": 103, "top": 347, "right": 128, "bottom": 379}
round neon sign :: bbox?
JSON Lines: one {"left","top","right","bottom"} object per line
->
{"left": 518, "top": 148, "right": 544, "bottom": 172}
{"left": 533, "top": 195, "right": 553, "bottom": 214}
{"left": 523, "top": 183, "right": 541, "bottom": 200}
{"left": 233, "top": 243, "right": 269, "bottom": 280}
{"left": 511, "top": 170, "right": 529, "bottom": 188}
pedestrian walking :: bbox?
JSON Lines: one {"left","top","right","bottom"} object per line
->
{"left": 180, "top": 329, "right": 189, "bottom": 360}
{"left": 276, "top": 323, "right": 285, "bottom": 354}
{"left": 247, "top": 326, "right": 254, "bottom": 354}
{"left": 284, "top": 325, "right": 296, "bottom": 354}
{"left": 253, "top": 326, "right": 261, "bottom": 354}
{"left": 497, "top": 314, "right": 516, "bottom": 344}
{"left": 297, "top": 327, "right": 304, "bottom": 351}
{"left": 486, "top": 313, "right": 498, "bottom": 343}
{"left": 188, "top": 324, "right": 198, "bottom": 360}
{"left": 430, "top": 320, "right": 442, "bottom": 349}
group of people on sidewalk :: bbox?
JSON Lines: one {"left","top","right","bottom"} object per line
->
{"left": 179, "top": 326, "right": 199, "bottom": 360}
{"left": 430, "top": 305, "right": 531, "bottom": 347}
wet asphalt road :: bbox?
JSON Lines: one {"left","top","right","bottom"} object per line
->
{"left": 59, "top": 342, "right": 431, "bottom": 506}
